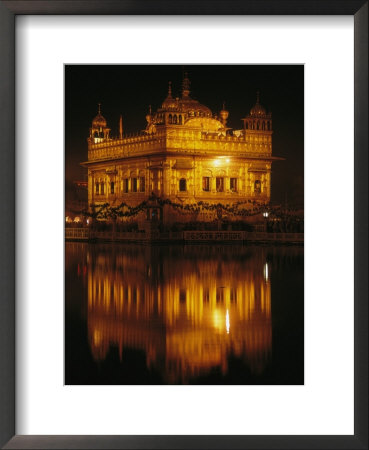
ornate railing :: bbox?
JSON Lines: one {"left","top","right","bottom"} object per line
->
{"left": 65, "top": 228, "right": 303, "bottom": 243}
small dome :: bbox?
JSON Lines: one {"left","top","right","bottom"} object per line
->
{"left": 250, "top": 103, "right": 266, "bottom": 117}
{"left": 92, "top": 104, "right": 107, "bottom": 127}
{"left": 250, "top": 92, "right": 266, "bottom": 117}
{"left": 161, "top": 81, "right": 179, "bottom": 110}
{"left": 92, "top": 113, "right": 107, "bottom": 127}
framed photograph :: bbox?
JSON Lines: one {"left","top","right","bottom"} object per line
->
{"left": 0, "top": 1, "right": 367, "bottom": 449}
{"left": 65, "top": 63, "right": 304, "bottom": 387}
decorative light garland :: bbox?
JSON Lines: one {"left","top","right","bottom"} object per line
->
{"left": 82, "top": 194, "right": 302, "bottom": 221}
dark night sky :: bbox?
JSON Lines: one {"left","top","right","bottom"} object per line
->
{"left": 65, "top": 65, "right": 304, "bottom": 206}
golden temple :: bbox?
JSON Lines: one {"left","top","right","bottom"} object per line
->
{"left": 82, "top": 73, "right": 277, "bottom": 225}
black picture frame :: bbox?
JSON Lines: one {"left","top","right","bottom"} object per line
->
{"left": 0, "top": 1, "right": 367, "bottom": 449}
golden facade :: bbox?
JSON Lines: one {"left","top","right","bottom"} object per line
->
{"left": 82, "top": 74, "right": 275, "bottom": 225}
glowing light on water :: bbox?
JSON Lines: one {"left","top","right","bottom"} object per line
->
{"left": 264, "top": 263, "right": 269, "bottom": 282}
{"left": 226, "top": 309, "right": 230, "bottom": 334}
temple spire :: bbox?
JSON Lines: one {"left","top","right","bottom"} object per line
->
{"left": 219, "top": 101, "right": 229, "bottom": 127}
{"left": 98, "top": 102, "right": 101, "bottom": 114}
{"left": 119, "top": 115, "right": 123, "bottom": 139}
{"left": 182, "top": 72, "right": 190, "bottom": 97}
{"left": 168, "top": 81, "right": 172, "bottom": 97}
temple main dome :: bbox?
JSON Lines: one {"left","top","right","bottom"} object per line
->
{"left": 178, "top": 97, "right": 212, "bottom": 116}
{"left": 159, "top": 75, "right": 212, "bottom": 117}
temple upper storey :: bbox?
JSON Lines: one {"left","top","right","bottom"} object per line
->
{"left": 86, "top": 74, "right": 273, "bottom": 163}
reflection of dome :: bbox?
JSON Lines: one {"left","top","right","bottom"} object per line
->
{"left": 250, "top": 92, "right": 266, "bottom": 117}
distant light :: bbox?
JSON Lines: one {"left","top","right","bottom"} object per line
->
{"left": 226, "top": 310, "right": 230, "bottom": 334}
{"left": 86, "top": 219, "right": 90, "bottom": 225}
{"left": 74, "top": 216, "right": 81, "bottom": 223}
{"left": 65, "top": 216, "right": 71, "bottom": 223}
{"left": 263, "top": 212, "right": 269, "bottom": 218}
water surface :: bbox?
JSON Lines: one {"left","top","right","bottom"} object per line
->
{"left": 65, "top": 243, "right": 303, "bottom": 384}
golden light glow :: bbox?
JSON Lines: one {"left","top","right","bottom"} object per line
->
{"left": 264, "top": 263, "right": 269, "bottom": 282}
{"left": 83, "top": 82, "right": 273, "bottom": 225}
{"left": 86, "top": 245, "right": 272, "bottom": 382}
{"left": 226, "top": 309, "right": 230, "bottom": 334}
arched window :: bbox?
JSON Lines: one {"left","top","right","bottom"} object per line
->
{"left": 110, "top": 182, "right": 115, "bottom": 194}
{"left": 253, "top": 121, "right": 255, "bottom": 130}
{"left": 95, "top": 182, "right": 99, "bottom": 194}
{"left": 245, "top": 122, "right": 248, "bottom": 129}
{"left": 230, "top": 178, "right": 237, "bottom": 192}
{"left": 179, "top": 115, "right": 182, "bottom": 125}
{"left": 262, "top": 122, "right": 265, "bottom": 130}
{"left": 94, "top": 131, "right": 98, "bottom": 138}
{"left": 216, "top": 177, "right": 224, "bottom": 192}
{"left": 168, "top": 114, "right": 172, "bottom": 124}
{"left": 254, "top": 180, "right": 261, "bottom": 194}
{"left": 267, "top": 121, "right": 271, "bottom": 131}
{"left": 173, "top": 115, "right": 177, "bottom": 124}
{"left": 100, "top": 182, "right": 105, "bottom": 195}
{"left": 257, "top": 121, "right": 260, "bottom": 130}
{"left": 132, "top": 177, "right": 138, "bottom": 192}
{"left": 179, "top": 178, "right": 187, "bottom": 192}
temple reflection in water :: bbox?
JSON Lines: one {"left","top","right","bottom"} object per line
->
{"left": 84, "top": 245, "right": 271, "bottom": 383}
{"left": 66, "top": 243, "right": 304, "bottom": 385}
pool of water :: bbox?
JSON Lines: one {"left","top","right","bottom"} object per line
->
{"left": 65, "top": 243, "right": 304, "bottom": 385}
